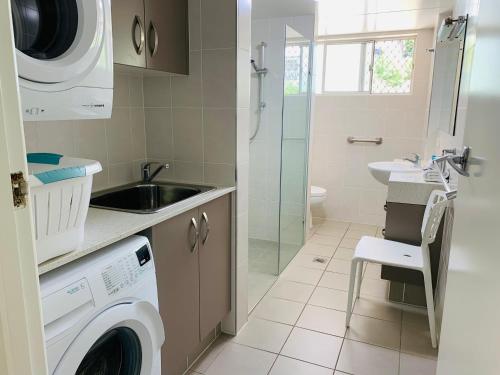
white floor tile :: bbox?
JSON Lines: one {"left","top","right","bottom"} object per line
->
{"left": 296, "top": 305, "right": 346, "bottom": 337}
{"left": 269, "top": 280, "right": 315, "bottom": 303}
{"left": 232, "top": 318, "right": 292, "bottom": 353}
{"left": 309, "top": 234, "right": 342, "bottom": 247}
{"left": 334, "top": 247, "right": 355, "bottom": 260}
{"left": 291, "top": 253, "right": 330, "bottom": 270}
{"left": 301, "top": 242, "right": 337, "bottom": 257}
{"left": 319, "top": 272, "right": 350, "bottom": 291}
{"left": 336, "top": 339, "right": 399, "bottom": 375}
{"left": 270, "top": 356, "right": 334, "bottom": 375}
{"left": 399, "top": 353, "right": 437, "bottom": 375}
{"left": 345, "top": 314, "right": 401, "bottom": 350}
{"left": 252, "top": 296, "right": 305, "bottom": 325}
{"left": 353, "top": 295, "right": 402, "bottom": 323}
{"left": 360, "top": 277, "right": 389, "bottom": 299}
{"left": 281, "top": 327, "right": 343, "bottom": 368}
{"left": 401, "top": 312, "right": 438, "bottom": 358}
{"left": 345, "top": 229, "right": 373, "bottom": 240}
{"left": 191, "top": 335, "right": 230, "bottom": 373}
{"left": 327, "top": 259, "right": 352, "bottom": 274}
{"left": 349, "top": 223, "right": 378, "bottom": 234}
{"left": 281, "top": 265, "right": 324, "bottom": 286}
{"left": 339, "top": 238, "right": 359, "bottom": 249}
{"left": 204, "top": 343, "right": 276, "bottom": 375}
{"left": 309, "top": 287, "right": 348, "bottom": 311}
{"left": 363, "top": 263, "right": 382, "bottom": 279}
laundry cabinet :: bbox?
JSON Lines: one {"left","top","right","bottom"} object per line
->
{"left": 111, "top": 0, "right": 189, "bottom": 74}
{"left": 152, "top": 194, "right": 231, "bottom": 375}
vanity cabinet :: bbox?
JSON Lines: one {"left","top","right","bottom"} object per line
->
{"left": 111, "top": 0, "right": 189, "bottom": 74}
{"left": 152, "top": 195, "right": 231, "bottom": 375}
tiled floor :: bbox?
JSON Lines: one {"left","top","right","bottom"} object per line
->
{"left": 190, "top": 220, "right": 438, "bottom": 375}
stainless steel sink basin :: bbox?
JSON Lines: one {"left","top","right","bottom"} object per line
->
{"left": 90, "top": 182, "right": 216, "bottom": 214}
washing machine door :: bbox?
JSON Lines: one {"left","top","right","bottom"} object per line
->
{"left": 11, "top": 0, "right": 107, "bottom": 84}
{"left": 54, "top": 301, "right": 165, "bottom": 375}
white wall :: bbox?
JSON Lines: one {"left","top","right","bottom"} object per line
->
{"left": 249, "top": 15, "right": 314, "bottom": 241}
{"left": 310, "top": 28, "right": 434, "bottom": 226}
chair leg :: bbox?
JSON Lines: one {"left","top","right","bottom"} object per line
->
{"left": 355, "top": 261, "right": 363, "bottom": 299}
{"left": 422, "top": 269, "right": 438, "bottom": 348}
{"left": 345, "top": 260, "right": 358, "bottom": 328}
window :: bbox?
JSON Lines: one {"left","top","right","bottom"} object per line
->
{"left": 284, "top": 43, "right": 310, "bottom": 95}
{"left": 316, "top": 38, "right": 416, "bottom": 95}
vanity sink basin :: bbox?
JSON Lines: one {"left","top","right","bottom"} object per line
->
{"left": 368, "top": 161, "right": 420, "bottom": 186}
{"left": 90, "top": 182, "right": 216, "bottom": 214}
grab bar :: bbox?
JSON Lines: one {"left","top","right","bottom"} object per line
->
{"left": 347, "top": 136, "right": 383, "bottom": 145}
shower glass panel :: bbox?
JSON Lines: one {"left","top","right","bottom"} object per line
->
{"left": 278, "top": 26, "right": 311, "bottom": 273}
{"left": 248, "top": 24, "right": 311, "bottom": 312}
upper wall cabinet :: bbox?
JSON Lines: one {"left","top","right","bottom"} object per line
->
{"left": 112, "top": 0, "right": 189, "bottom": 75}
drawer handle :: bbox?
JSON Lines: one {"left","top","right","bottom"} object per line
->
{"left": 189, "top": 218, "right": 199, "bottom": 252}
{"left": 201, "top": 212, "right": 210, "bottom": 244}
{"left": 132, "top": 15, "right": 145, "bottom": 55}
{"left": 148, "top": 21, "right": 159, "bottom": 57}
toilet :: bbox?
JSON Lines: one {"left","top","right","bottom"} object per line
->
{"left": 309, "top": 185, "right": 327, "bottom": 228}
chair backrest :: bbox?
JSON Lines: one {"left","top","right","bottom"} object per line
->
{"left": 421, "top": 190, "right": 449, "bottom": 246}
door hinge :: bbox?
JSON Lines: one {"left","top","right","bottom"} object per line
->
{"left": 11, "top": 172, "right": 28, "bottom": 208}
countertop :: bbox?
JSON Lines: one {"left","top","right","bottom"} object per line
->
{"left": 387, "top": 171, "right": 443, "bottom": 205}
{"left": 38, "top": 186, "right": 236, "bottom": 275}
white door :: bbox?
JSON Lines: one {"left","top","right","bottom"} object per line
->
{"left": 0, "top": 2, "right": 47, "bottom": 374}
{"left": 437, "top": 0, "right": 500, "bottom": 374}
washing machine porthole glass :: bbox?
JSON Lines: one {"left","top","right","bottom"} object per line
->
{"left": 75, "top": 327, "right": 142, "bottom": 375}
{"left": 11, "top": 0, "right": 79, "bottom": 60}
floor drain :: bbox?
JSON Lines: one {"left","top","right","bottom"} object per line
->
{"left": 313, "top": 257, "right": 327, "bottom": 263}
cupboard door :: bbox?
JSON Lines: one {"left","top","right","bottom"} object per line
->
{"left": 111, "top": 0, "right": 147, "bottom": 67}
{"left": 152, "top": 208, "right": 200, "bottom": 375}
{"left": 144, "top": 0, "right": 189, "bottom": 74}
{"left": 198, "top": 195, "right": 231, "bottom": 339}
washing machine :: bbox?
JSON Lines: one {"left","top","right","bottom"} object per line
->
{"left": 40, "top": 236, "right": 165, "bottom": 374}
{"left": 11, "top": 0, "right": 114, "bottom": 121}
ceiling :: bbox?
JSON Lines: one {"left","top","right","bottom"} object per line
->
{"left": 252, "top": 0, "right": 316, "bottom": 19}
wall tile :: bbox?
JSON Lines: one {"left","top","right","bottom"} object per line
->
{"left": 188, "top": 0, "right": 201, "bottom": 51}
{"left": 201, "top": 0, "right": 237, "bottom": 49}
{"left": 113, "top": 73, "right": 130, "bottom": 107}
{"left": 74, "top": 120, "right": 108, "bottom": 166}
{"left": 143, "top": 76, "right": 172, "bottom": 108}
{"left": 109, "top": 162, "right": 135, "bottom": 187}
{"left": 129, "top": 75, "right": 144, "bottom": 107}
{"left": 145, "top": 108, "right": 173, "bottom": 160}
{"left": 203, "top": 108, "right": 236, "bottom": 164}
{"left": 202, "top": 48, "right": 237, "bottom": 108}
{"left": 105, "top": 108, "right": 133, "bottom": 164}
{"left": 174, "top": 160, "right": 204, "bottom": 182}
{"left": 130, "top": 108, "right": 147, "bottom": 160}
{"left": 36, "top": 121, "right": 77, "bottom": 156}
{"left": 172, "top": 108, "right": 203, "bottom": 162}
{"left": 204, "top": 163, "right": 235, "bottom": 186}
{"left": 171, "top": 51, "right": 202, "bottom": 107}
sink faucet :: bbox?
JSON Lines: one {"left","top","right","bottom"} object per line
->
{"left": 142, "top": 162, "right": 169, "bottom": 183}
{"left": 404, "top": 153, "right": 421, "bottom": 166}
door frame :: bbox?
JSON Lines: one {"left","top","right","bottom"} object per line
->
{"left": 0, "top": 1, "right": 48, "bottom": 374}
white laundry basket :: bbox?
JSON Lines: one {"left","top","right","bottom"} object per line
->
{"left": 27, "top": 154, "right": 102, "bottom": 264}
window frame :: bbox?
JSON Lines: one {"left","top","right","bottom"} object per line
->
{"left": 284, "top": 40, "right": 311, "bottom": 96}
{"left": 317, "top": 35, "right": 417, "bottom": 96}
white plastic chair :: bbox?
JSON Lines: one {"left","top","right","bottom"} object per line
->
{"left": 345, "top": 190, "right": 449, "bottom": 348}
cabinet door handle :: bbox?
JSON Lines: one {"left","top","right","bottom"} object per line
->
{"left": 201, "top": 212, "right": 210, "bottom": 244}
{"left": 189, "top": 217, "right": 199, "bottom": 252}
{"left": 148, "top": 21, "right": 159, "bottom": 57}
{"left": 132, "top": 15, "right": 145, "bottom": 55}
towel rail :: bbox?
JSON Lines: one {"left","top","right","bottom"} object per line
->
{"left": 347, "top": 136, "right": 383, "bottom": 145}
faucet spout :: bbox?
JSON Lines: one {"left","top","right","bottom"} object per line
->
{"left": 142, "top": 162, "right": 170, "bottom": 183}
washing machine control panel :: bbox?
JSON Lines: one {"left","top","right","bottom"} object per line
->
{"left": 101, "top": 247, "right": 153, "bottom": 296}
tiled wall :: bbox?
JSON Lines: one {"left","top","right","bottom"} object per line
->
{"left": 310, "top": 28, "right": 434, "bottom": 226}
{"left": 142, "top": 0, "right": 237, "bottom": 187}
{"left": 249, "top": 16, "right": 315, "bottom": 242}
{"left": 23, "top": 71, "right": 146, "bottom": 192}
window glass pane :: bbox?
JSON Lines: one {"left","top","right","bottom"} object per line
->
{"left": 300, "top": 45, "right": 310, "bottom": 93}
{"left": 314, "top": 43, "right": 324, "bottom": 94}
{"left": 284, "top": 45, "right": 301, "bottom": 95}
{"left": 372, "top": 39, "right": 415, "bottom": 94}
{"left": 324, "top": 43, "right": 370, "bottom": 92}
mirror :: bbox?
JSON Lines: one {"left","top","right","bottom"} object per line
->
{"left": 427, "top": 16, "right": 468, "bottom": 137}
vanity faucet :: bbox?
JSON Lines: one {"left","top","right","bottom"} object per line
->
{"left": 142, "top": 162, "right": 170, "bottom": 183}
{"left": 404, "top": 153, "right": 421, "bottom": 166}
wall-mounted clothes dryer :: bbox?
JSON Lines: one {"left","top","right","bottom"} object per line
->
{"left": 11, "top": 0, "right": 114, "bottom": 121}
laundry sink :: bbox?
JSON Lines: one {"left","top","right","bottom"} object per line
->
{"left": 368, "top": 161, "right": 420, "bottom": 186}
{"left": 90, "top": 182, "right": 216, "bottom": 214}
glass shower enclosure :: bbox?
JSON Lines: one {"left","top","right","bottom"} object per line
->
{"left": 248, "top": 25, "right": 312, "bottom": 312}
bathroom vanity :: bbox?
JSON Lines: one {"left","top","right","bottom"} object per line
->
{"left": 382, "top": 172, "right": 445, "bottom": 305}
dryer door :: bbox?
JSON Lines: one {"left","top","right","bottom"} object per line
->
{"left": 54, "top": 301, "right": 165, "bottom": 375}
{"left": 11, "top": 0, "right": 107, "bottom": 84}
